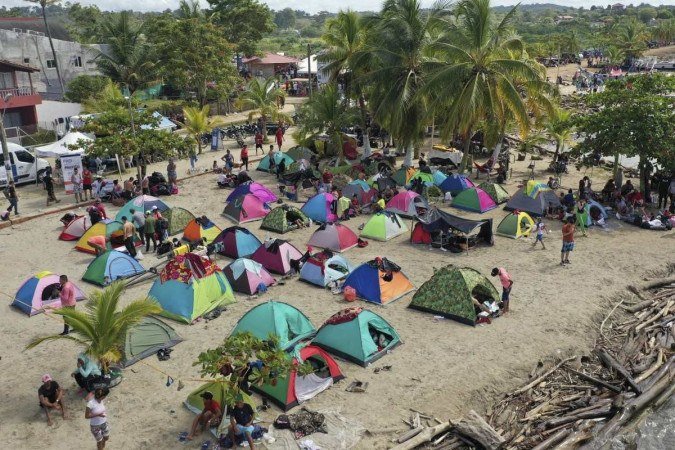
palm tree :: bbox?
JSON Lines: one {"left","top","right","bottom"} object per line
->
{"left": 26, "top": 282, "right": 161, "bottom": 372}
{"left": 426, "top": 0, "right": 546, "bottom": 173}
{"left": 297, "top": 84, "right": 360, "bottom": 163}
{"left": 614, "top": 18, "right": 649, "bottom": 62}
{"left": 82, "top": 79, "right": 127, "bottom": 114}
{"left": 652, "top": 19, "right": 675, "bottom": 47}
{"left": 544, "top": 108, "right": 574, "bottom": 162}
{"left": 25, "top": 0, "right": 65, "bottom": 97}
{"left": 179, "top": 105, "right": 227, "bottom": 154}
{"left": 321, "top": 11, "right": 373, "bottom": 156}
{"left": 177, "top": 0, "right": 203, "bottom": 19}
{"left": 605, "top": 46, "right": 625, "bottom": 67}
{"left": 95, "top": 11, "right": 156, "bottom": 94}
{"left": 235, "top": 77, "right": 292, "bottom": 142}
{"left": 364, "top": 0, "right": 448, "bottom": 166}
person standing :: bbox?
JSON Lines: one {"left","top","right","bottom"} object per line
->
{"left": 82, "top": 167, "right": 93, "bottom": 201}
{"left": 44, "top": 168, "right": 60, "bottom": 206}
{"left": 86, "top": 388, "right": 110, "bottom": 450}
{"left": 189, "top": 149, "right": 198, "bottom": 171}
{"left": 532, "top": 217, "right": 547, "bottom": 250}
{"left": 58, "top": 275, "right": 77, "bottom": 335}
{"left": 561, "top": 216, "right": 575, "bottom": 266}
{"left": 240, "top": 145, "right": 249, "bottom": 172}
{"left": 38, "top": 374, "right": 67, "bottom": 426}
{"left": 5, "top": 181, "right": 19, "bottom": 215}
{"left": 71, "top": 167, "right": 84, "bottom": 203}
{"left": 491, "top": 267, "right": 513, "bottom": 313}
{"left": 275, "top": 124, "right": 284, "bottom": 151}
{"left": 121, "top": 216, "right": 137, "bottom": 258}
{"left": 254, "top": 130, "right": 263, "bottom": 155}
{"left": 167, "top": 159, "right": 177, "bottom": 185}
{"left": 130, "top": 208, "right": 146, "bottom": 245}
{"left": 143, "top": 211, "right": 157, "bottom": 253}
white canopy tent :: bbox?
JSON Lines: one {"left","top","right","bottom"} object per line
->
{"left": 34, "top": 132, "right": 93, "bottom": 158}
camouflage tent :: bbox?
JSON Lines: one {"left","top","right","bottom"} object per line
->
{"left": 260, "top": 205, "right": 310, "bottom": 234}
{"left": 477, "top": 182, "right": 510, "bottom": 204}
{"left": 286, "top": 146, "right": 315, "bottom": 161}
{"left": 164, "top": 207, "right": 196, "bottom": 236}
{"left": 408, "top": 265, "right": 499, "bottom": 326}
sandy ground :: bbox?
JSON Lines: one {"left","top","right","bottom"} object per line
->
{"left": 1, "top": 129, "right": 674, "bottom": 450}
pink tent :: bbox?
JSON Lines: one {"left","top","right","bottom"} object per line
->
{"left": 385, "top": 191, "right": 429, "bottom": 218}
{"left": 451, "top": 187, "right": 498, "bottom": 213}
{"left": 222, "top": 194, "right": 271, "bottom": 224}
{"left": 223, "top": 258, "right": 276, "bottom": 295}
{"left": 59, "top": 215, "right": 90, "bottom": 241}
{"left": 227, "top": 182, "right": 278, "bottom": 204}
{"left": 251, "top": 239, "right": 303, "bottom": 275}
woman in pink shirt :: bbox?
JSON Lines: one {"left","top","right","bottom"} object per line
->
{"left": 58, "top": 275, "right": 76, "bottom": 335}
{"left": 491, "top": 267, "right": 513, "bottom": 313}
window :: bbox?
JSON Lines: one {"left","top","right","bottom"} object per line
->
{"left": 73, "top": 56, "right": 82, "bottom": 67}
{"left": 0, "top": 72, "right": 14, "bottom": 89}
{"left": 14, "top": 150, "right": 35, "bottom": 164}
{"left": 23, "top": 58, "right": 30, "bottom": 64}
{"left": 46, "top": 59, "right": 56, "bottom": 69}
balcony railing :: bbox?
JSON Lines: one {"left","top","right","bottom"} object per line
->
{"left": 0, "top": 86, "right": 39, "bottom": 98}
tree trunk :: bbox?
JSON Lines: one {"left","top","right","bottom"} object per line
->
{"left": 357, "top": 92, "right": 371, "bottom": 158}
{"left": 362, "top": 132, "right": 372, "bottom": 158}
{"left": 335, "top": 131, "right": 345, "bottom": 165}
{"left": 459, "top": 131, "right": 473, "bottom": 174}
{"left": 41, "top": 4, "right": 65, "bottom": 99}
{"left": 262, "top": 115, "right": 269, "bottom": 144}
{"left": 403, "top": 143, "right": 413, "bottom": 167}
{"left": 196, "top": 136, "right": 203, "bottom": 155}
{"left": 613, "top": 152, "right": 621, "bottom": 179}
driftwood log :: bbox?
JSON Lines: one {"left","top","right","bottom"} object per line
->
{"left": 596, "top": 348, "right": 642, "bottom": 394}
{"left": 389, "top": 422, "right": 452, "bottom": 450}
{"left": 452, "top": 410, "right": 505, "bottom": 450}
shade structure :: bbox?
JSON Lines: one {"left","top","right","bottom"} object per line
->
{"left": 439, "top": 174, "right": 475, "bottom": 195}
{"left": 212, "top": 226, "right": 262, "bottom": 258}
{"left": 11, "top": 271, "right": 86, "bottom": 316}
{"left": 185, "top": 381, "right": 255, "bottom": 416}
{"left": 496, "top": 212, "right": 535, "bottom": 239}
{"left": 182, "top": 218, "right": 222, "bottom": 243}
{"left": 82, "top": 250, "right": 145, "bottom": 286}
{"left": 342, "top": 258, "right": 414, "bottom": 305}
{"left": 75, "top": 219, "right": 139, "bottom": 254}
{"left": 478, "top": 182, "right": 510, "bottom": 204}
{"left": 260, "top": 205, "right": 309, "bottom": 234}
{"left": 222, "top": 194, "right": 271, "bottom": 224}
{"left": 227, "top": 182, "right": 278, "bottom": 204}
{"left": 504, "top": 188, "right": 560, "bottom": 217}
{"left": 257, "top": 152, "right": 294, "bottom": 172}
{"left": 299, "top": 252, "right": 353, "bottom": 287}
{"left": 342, "top": 180, "right": 377, "bottom": 205}
{"left": 408, "top": 265, "right": 499, "bottom": 326}
{"left": 59, "top": 215, "right": 90, "bottom": 240}
{"left": 391, "top": 167, "right": 416, "bottom": 186}
{"left": 251, "top": 239, "right": 303, "bottom": 275}
{"left": 360, "top": 211, "right": 408, "bottom": 241}
{"left": 115, "top": 195, "right": 169, "bottom": 222}
{"left": 285, "top": 146, "right": 315, "bottom": 161}
{"left": 413, "top": 208, "right": 493, "bottom": 246}
{"left": 34, "top": 131, "right": 91, "bottom": 157}
{"left": 252, "top": 345, "right": 344, "bottom": 411}
{"left": 312, "top": 307, "right": 401, "bottom": 367}
{"left": 451, "top": 187, "right": 498, "bottom": 213}
{"left": 121, "top": 316, "right": 182, "bottom": 367}
{"left": 307, "top": 223, "right": 358, "bottom": 252}
{"left": 301, "top": 193, "right": 338, "bottom": 223}
{"left": 385, "top": 191, "right": 429, "bottom": 218}
{"left": 223, "top": 258, "right": 276, "bottom": 295}
{"left": 230, "top": 301, "right": 315, "bottom": 351}
{"left": 164, "top": 207, "right": 196, "bottom": 236}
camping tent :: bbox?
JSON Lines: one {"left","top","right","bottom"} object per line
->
{"left": 213, "top": 227, "right": 262, "bottom": 258}
{"left": 496, "top": 212, "right": 535, "bottom": 239}
{"left": 301, "top": 193, "right": 338, "bottom": 223}
{"left": 260, "top": 205, "right": 309, "bottom": 234}
{"left": 251, "top": 239, "right": 303, "bottom": 275}
{"left": 391, "top": 167, "right": 416, "bottom": 186}
{"left": 312, "top": 307, "right": 401, "bottom": 367}
{"left": 12, "top": 271, "right": 86, "bottom": 316}
{"left": 525, "top": 180, "right": 551, "bottom": 198}
{"left": 252, "top": 345, "right": 344, "bottom": 411}
{"left": 59, "top": 215, "right": 90, "bottom": 240}
{"left": 451, "top": 187, "right": 498, "bottom": 213}
{"left": 582, "top": 200, "right": 609, "bottom": 226}
{"left": 504, "top": 188, "right": 560, "bottom": 217}
{"left": 185, "top": 381, "right": 255, "bottom": 416}
{"left": 115, "top": 195, "right": 169, "bottom": 222}
{"left": 163, "top": 207, "right": 196, "bottom": 236}
{"left": 285, "top": 146, "right": 315, "bottom": 161}
{"left": 432, "top": 170, "right": 448, "bottom": 186}
{"left": 342, "top": 181, "right": 377, "bottom": 205}
{"left": 409, "top": 170, "right": 434, "bottom": 186}
{"left": 307, "top": 223, "right": 358, "bottom": 252}
{"left": 299, "top": 252, "right": 353, "bottom": 287}
{"left": 227, "top": 182, "right": 278, "bottom": 204}
{"left": 75, "top": 219, "right": 138, "bottom": 254}
{"left": 182, "top": 218, "right": 222, "bottom": 243}
{"left": 223, "top": 258, "right": 276, "bottom": 295}
{"left": 82, "top": 250, "right": 145, "bottom": 286}
{"left": 121, "top": 316, "right": 182, "bottom": 367}
{"left": 360, "top": 211, "right": 408, "bottom": 241}
{"left": 408, "top": 265, "right": 499, "bottom": 326}
{"left": 439, "top": 174, "right": 475, "bottom": 195}
{"left": 478, "top": 182, "right": 510, "bottom": 204}
{"left": 149, "top": 255, "right": 235, "bottom": 323}
{"left": 342, "top": 258, "right": 414, "bottom": 305}
{"left": 222, "top": 194, "right": 271, "bottom": 224}
{"left": 34, "top": 131, "right": 92, "bottom": 157}
{"left": 230, "top": 301, "right": 316, "bottom": 350}
{"left": 413, "top": 208, "right": 493, "bottom": 246}
{"left": 257, "top": 152, "right": 294, "bottom": 172}
{"left": 385, "top": 191, "right": 429, "bottom": 218}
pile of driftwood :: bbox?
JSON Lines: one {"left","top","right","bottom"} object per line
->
{"left": 482, "top": 277, "right": 675, "bottom": 449}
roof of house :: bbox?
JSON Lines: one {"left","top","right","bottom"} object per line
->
{"left": 242, "top": 53, "right": 298, "bottom": 65}
{"left": 0, "top": 59, "right": 40, "bottom": 73}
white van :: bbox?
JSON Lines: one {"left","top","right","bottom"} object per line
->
{"left": 0, "top": 142, "right": 51, "bottom": 187}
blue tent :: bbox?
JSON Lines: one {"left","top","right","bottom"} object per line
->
{"left": 82, "top": 250, "right": 146, "bottom": 286}
{"left": 212, "top": 226, "right": 262, "bottom": 258}
{"left": 432, "top": 170, "right": 448, "bottom": 186}
{"left": 299, "top": 253, "right": 353, "bottom": 287}
{"left": 342, "top": 259, "right": 415, "bottom": 305}
{"left": 439, "top": 174, "right": 475, "bottom": 195}
{"left": 300, "top": 193, "right": 338, "bottom": 223}
{"left": 256, "top": 152, "right": 294, "bottom": 172}
{"left": 582, "top": 200, "right": 609, "bottom": 226}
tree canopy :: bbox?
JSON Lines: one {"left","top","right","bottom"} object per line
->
{"left": 207, "top": 0, "right": 275, "bottom": 55}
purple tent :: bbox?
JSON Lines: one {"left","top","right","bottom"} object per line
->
{"left": 227, "top": 182, "right": 278, "bottom": 204}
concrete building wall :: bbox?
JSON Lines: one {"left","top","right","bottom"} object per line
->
{"left": 0, "top": 28, "right": 102, "bottom": 99}
{"left": 36, "top": 100, "right": 82, "bottom": 135}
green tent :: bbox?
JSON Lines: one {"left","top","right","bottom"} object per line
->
{"left": 409, "top": 171, "right": 434, "bottom": 185}
{"left": 121, "top": 316, "right": 182, "bottom": 367}
{"left": 391, "top": 167, "right": 416, "bottom": 186}
{"left": 164, "top": 207, "right": 196, "bottom": 236}
{"left": 184, "top": 380, "right": 256, "bottom": 416}
{"left": 260, "top": 205, "right": 309, "bottom": 234}
{"left": 82, "top": 250, "right": 145, "bottom": 286}
{"left": 478, "top": 182, "right": 511, "bottom": 204}
{"left": 286, "top": 146, "right": 315, "bottom": 161}
{"left": 312, "top": 308, "right": 401, "bottom": 367}
{"left": 496, "top": 212, "right": 534, "bottom": 239}
{"left": 360, "top": 211, "right": 408, "bottom": 241}
{"left": 408, "top": 265, "right": 500, "bottom": 326}
{"left": 230, "top": 301, "right": 316, "bottom": 350}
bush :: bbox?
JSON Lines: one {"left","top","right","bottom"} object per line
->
{"left": 65, "top": 75, "right": 110, "bottom": 103}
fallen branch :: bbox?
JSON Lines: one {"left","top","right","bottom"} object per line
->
{"left": 531, "top": 428, "right": 571, "bottom": 450}
{"left": 600, "top": 299, "right": 625, "bottom": 338}
{"left": 510, "top": 357, "right": 576, "bottom": 396}
{"left": 564, "top": 366, "right": 622, "bottom": 393}
{"left": 396, "top": 427, "right": 424, "bottom": 444}
{"left": 390, "top": 422, "right": 451, "bottom": 450}
{"left": 596, "top": 348, "right": 642, "bottom": 394}
{"left": 452, "top": 410, "right": 505, "bottom": 450}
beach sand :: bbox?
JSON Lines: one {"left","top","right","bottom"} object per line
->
{"left": 1, "top": 136, "right": 673, "bottom": 450}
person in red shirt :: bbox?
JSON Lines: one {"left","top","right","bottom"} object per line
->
{"left": 187, "top": 391, "right": 222, "bottom": 440}
{"left": 82, "top": 168, "right": 93, "bottom": 201}
{"left": 94, "top": 198, "right": 107, "bottom": 219}
{"left": 561, "top": 216, "right": 576, "bottom": 266}
{"left": 58, "top": 275, "right": 77, "bottom": 335}
{"left": 254, "top": 130, "right": 263, "bottom": 155}
{"left": 275, "top": 125, "right": 284, "bottom": 150}
{"left": 491, "top": 267, "right": 513, "bottom": 313}
{"left": 240, "top": 145, "right": 249, "bottom": 171}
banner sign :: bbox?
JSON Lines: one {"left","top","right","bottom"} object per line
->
{"left": 60, "top": 154, "right": 83, "bottom": 194}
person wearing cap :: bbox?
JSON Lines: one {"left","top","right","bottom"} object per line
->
{"left": 38, "top": 374, "right": 66, "bottom": 426}
{"left": 187, "top": 391, "right": 222, "bottom": 440}
{"left": 143, "top": 211, "right": 157, "bottom": 252}
{"left": 94, "top": 198, "right": 108, "bottom": 220}
{"left": 228, "top": 394, "right": 255, "bottom": 449}
{"left": 151, "top": 205, "right": 163, "bottom": 220}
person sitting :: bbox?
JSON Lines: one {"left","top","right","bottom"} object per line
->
{"left": 38, "top": 374, "right": 67, "bottom": 426}
{"left": 71, "top": 353, "right": 102, "bottom": 393}
{"left": 88, "top": 206, "right": 103, "bottom": 226}
{"left": 212, "top": 160, "right": 220, "bottom": 173}
{"left": 621, "top": 180, "right": 635, "bottom": 197}
{"left": 111, "top": 180, "right": 123, "bottom": 199}
{"left": 562, "top": 189, "right": 575, "bottom": 208}
{"left": 217, "top": 173, "right": 232, "bottom": 188}
{"left": 383, "top": 187, "right": 394, "bottom": 203}
{"left": 351, "top": 194, "right": 362, "bottom": 215}
{"left": 187, "top": 391, "right": 222, "bottom": 441}
{"left": 372, "top": 193, "right": 385, "bottom": 212}
{"left": 602, "top": 179, "right": 616, "bottom": 202}
{"left": 122, "top": 177, "right": 134, "bottom": 200}
{"left": 227, "top": 395, "right": 255, "bottom": 449}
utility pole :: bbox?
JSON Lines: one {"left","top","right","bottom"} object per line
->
{"left": 307, "top": 43, "right": 312, "bottom": 96}
{"left": 1, "top": 93, "right": 14, "bottom": 185}
{"left": 125, "top": 95, "right": 141, "bottom": 180}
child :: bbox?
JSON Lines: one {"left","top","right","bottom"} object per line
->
{"left": 532, "top": 217, "right": 547, "bottom": 250}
